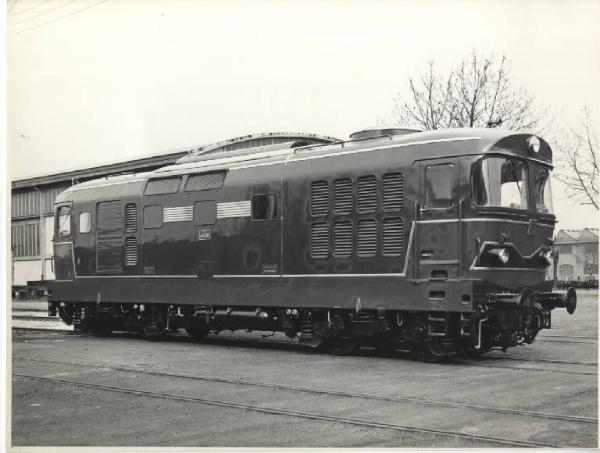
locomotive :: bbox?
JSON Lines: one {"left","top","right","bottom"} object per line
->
{"left": 47, "top": 127, "right": 577, "bottom": 361}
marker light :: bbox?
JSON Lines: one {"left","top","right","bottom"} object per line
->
{"left": 487, "top": 247, "right": 510, "bottom": 265}
{"left": 528, "top": 136, "right": 541, "bottom": 153}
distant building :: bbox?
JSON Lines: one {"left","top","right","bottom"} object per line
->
{"left": 10, "top": 132, "right": 338, "bottom": 291}
{"left": 553, "top": 228, "right": 599, "bottom": 282}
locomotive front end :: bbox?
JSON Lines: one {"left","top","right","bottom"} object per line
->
{"left": 464, "top": 133, "right": 576, "bottom": 352}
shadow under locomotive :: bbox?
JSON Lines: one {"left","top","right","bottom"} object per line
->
{"left": 48, "top": 127, "right": 577, "bottom": 362}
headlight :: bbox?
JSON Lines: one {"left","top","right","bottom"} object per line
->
{"left": 528, "top": 136, "right": 541, "bottom": 153}
{"left": 487, "top": 247, "right": 510, "bottom": 265}
{"left": 540, "top": 249, "right": 554, "bottom": 266}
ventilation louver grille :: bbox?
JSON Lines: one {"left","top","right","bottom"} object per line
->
{"left": 382, "top": 217, "right": 404, "bottom": 256}
{"left": 124, "top": 203, "right": 138, "bottom": 233}
{"left": 145, "top": 177, "right": 181, "bottom": 195}
{"left": 310, "top": 222, "right": 330, "bottom": 259}
{"left": 310, "top": 181, "right": 329, "bottom": 217}
{"left": 357, "top": 219, "right": 377, "bottom": 257}
{"left": 185, "top": 171, "right": 226, "bottom": 191}
{"left": 97, "top": 201, "right": 124, "bottom": 232}
{"left": 333, "top": 221, "right": 353, "bottom": 258}
{"left": 357, "top": 176, "right": 377, "bottom": 213}
{"left": 383, "top": 173, "right": 404, "bottom": 211}
{"left": 96, "top": 235, "right": 123, "bottom": 273}
{"left": 333, "top": 178, "right": 352, "bottom": 215}
{"left": 124, "top": 237, "right": 138, "bottom": 266}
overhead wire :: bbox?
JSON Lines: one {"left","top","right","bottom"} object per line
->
{"left": 10, "top": 0, "right": 78, "bottom": 27}
{"left": 10, "top": 0, "right": 51, "bottom": 16}
{"left": 10, "top": 0, "right": 109, "bottom": 35}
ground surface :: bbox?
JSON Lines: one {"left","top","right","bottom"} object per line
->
{"left": 11, "top": 290, "right": 598, "bottom": 448}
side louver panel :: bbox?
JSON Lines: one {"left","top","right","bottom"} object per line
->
{"left": 333, "top": 221, "right": 353, "bottom": 258}
{"left": 357, "top": 219, "right": 377, "bottom": 257}
{"left": 96, "top": 234, "right": 123, "bottom": 273}
{"left": 382, "top": 173, "right": 404, "bottom": 211}
{"left": 382, "top": 217, "right": 404, "bottom": 256}
{"left": 333, "top": 178, "right": 352, "bottom": 215}
{"left": 124, "top": 203, "right": 138, "bottom": 232}
{"left": 97, "top": 201, "right": 124, "bottom": 232}
{"left": 310, "top": 181, "right": 329, "bottom": 217}
{"left": 310, "top": 222, "right": 330, "bottom": 259}
{"left": 124, "top": 237, "right": 138, "bottom": 266}
{"left": 357, "top": 176, "right": 377, "bottom": 213}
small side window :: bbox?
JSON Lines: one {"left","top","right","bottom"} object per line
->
{"left": 143, "top": 205, "right": 163, "bottom": 228}
{"left": 79, "top": 212, "right": 91, "bottom": 233}
{"left": 194, "top": 201, "right": 217, "bottom": 225}
{"left": 252, "top": 194, "right": 278, "bottom": 220}
{"left": 56, "top": 206, "right": 71, "bottom": 237}
{"left": 425, "top": 164, "right": 454, "bottom": 208}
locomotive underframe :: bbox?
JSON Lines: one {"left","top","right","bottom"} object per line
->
{"left": 48, "top": 278, "right": 576, "bottom": 360}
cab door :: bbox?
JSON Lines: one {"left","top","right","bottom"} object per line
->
{"left": 415, "top": 159, "right": 461, "bottom": 279}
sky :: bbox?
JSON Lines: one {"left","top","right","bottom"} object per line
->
{"left": 6, "top": 0, "right": 600, "bottom": 230}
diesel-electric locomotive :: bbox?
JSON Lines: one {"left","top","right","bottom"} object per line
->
{"left": 48, "top": 127, "right": 576, "bottom": 360}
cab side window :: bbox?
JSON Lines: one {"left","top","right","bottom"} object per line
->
{"left": 425, "top": 164, "right": 454, "bottom": 208}
{"left": 79, "top": 212, "right": 92, "bottom": 233}
{"left": 56, "top": 206, "right": 71, "bottom": 237}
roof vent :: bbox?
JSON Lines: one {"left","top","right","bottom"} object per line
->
{"left": 349, "top": 127, "right": 421, "bottom": 141}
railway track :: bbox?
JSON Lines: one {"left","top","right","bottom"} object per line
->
{"left": 13, "top": 372, "right": 575, "bottom": 448}
{"left": 12, "top": 327, "right": 598, "bottom": 375}
{"left": 13, "top": 355, "right": 597, "bottom": 424}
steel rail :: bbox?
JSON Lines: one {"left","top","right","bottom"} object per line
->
{"left": 13, "top": 356, "right": 597, "bottom": 424}
{"left": 13, "top": 373, "right": 567, "bottom": 448}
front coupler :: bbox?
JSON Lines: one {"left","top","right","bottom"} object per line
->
{"left": 534, "top": 287, "right": 577, "bottom": 314}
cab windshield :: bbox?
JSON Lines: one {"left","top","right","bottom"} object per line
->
{"left": 472, "top": 156, "right": 529, "bottom": 210}
{"left": 533, "top": 165, "right": 554, "bottom": 214}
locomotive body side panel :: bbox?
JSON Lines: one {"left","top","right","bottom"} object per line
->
{"left": 282, "top": 145, "right": 418, "bottom": 276}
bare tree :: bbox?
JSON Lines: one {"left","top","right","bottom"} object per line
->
{"left": 554, "top": 108, "right": 599, "bottom": 210}
{"left": 384, "top": 50, "right": 543, "bottom": 132}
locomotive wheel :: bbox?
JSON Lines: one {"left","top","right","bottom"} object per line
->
{"left": 185, "top": 327, "right": 209, "bottom": 340}
{"left": 140, "top": 306, "right": 167, "bottom": 341}
{"left": 141, "top": 322, "right": 166, "bottom": 341}
{"left": 57, "top": 304, "right": 75, "bottom": 326}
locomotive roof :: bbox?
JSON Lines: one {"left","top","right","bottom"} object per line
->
{"left": 150, "top": 127, "right": 551, "bottom": 176}
{"left": 58, "top": 128, "right": 551, "bottom": 197}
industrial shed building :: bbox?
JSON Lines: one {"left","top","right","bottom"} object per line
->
{"left": 10, "top": 132, "right": 338, "bottom": 293}
{"left": 554, "top": 228, "right": 599, "bottom": 282}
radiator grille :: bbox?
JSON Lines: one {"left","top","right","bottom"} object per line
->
{"left": 333, "top": 178, "right": 352, "bottom": 215}
{"left": 382, "top": 217, "right": 404, "bottom": 256}
{"left": 124, "top": 203, "right": 138, "bottom": 232}
{"left": 382, "top": 173, "right": 404, "bottom": 211}
{"left": 310, "top": 181, "right": 329, "bottom": 217}
{"left": 124, "top": 237, "right": 138, "bottom": 266}
{"left": 96, "top": 235, "right": 123, "bottom": 273}
{"left": 357, "top": 219, "right": 377, "bottom": 257}
{"left": 357, "top": 175, "right": 377, "bottom": 213}
{"left": 144, "top": 177, "right": 181, "bottom": 195}
{"left": 185, "top": 171, "right": 226, "bottom": 191}
{"left": 310, "top": 222, "right": 330, "bottom": 259}
{"left": 333, "top": 221, "right": 353, "bottom": 258}
{"left": 97, "top": 201, "right": 124, "bottom": 232}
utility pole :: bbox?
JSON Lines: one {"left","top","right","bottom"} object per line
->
{"left": 33, "top": 187, "right": 45, "bottom": 282}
